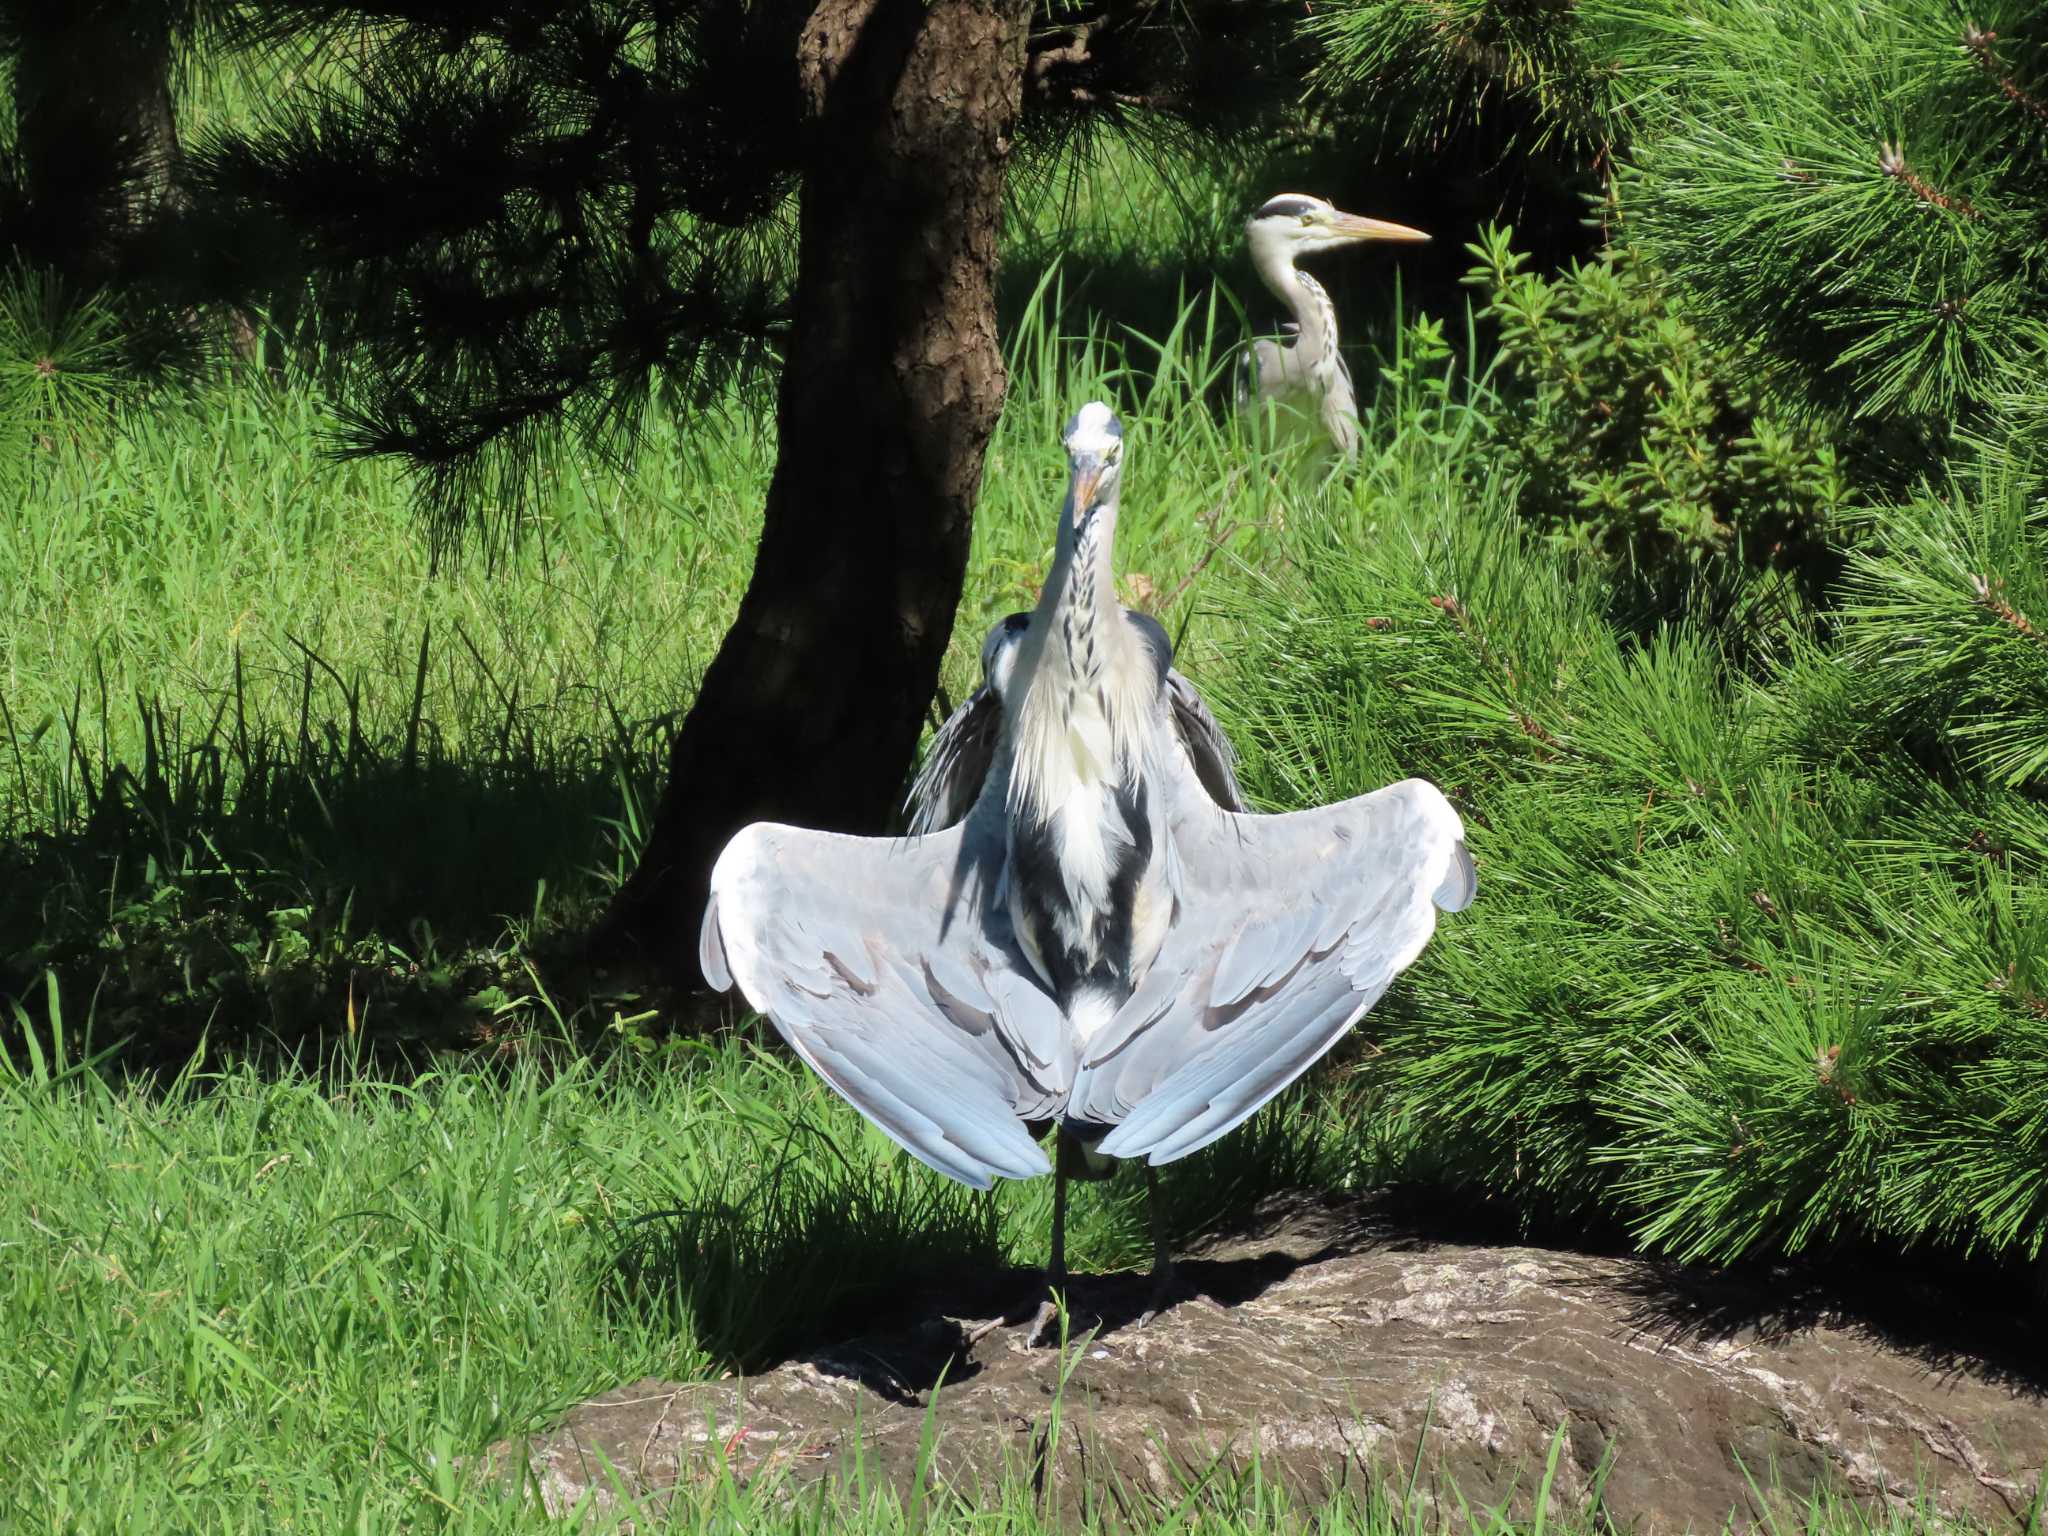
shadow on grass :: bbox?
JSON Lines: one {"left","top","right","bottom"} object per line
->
{"left": 601, "top": 1116, "right": 1009, "bottom": 1386}
{"left": 0, "top": 696, "right": 681, "bottom": 1076}
{"left": 599, "top": 1090, "right": 1354, "bottom": 1400}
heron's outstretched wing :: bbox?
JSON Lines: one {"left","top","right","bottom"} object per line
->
{"left": 700, "top": 805, "right": 1065, "bottom": 1189}
{"left": 1126, "top": 611, "right": 1248, "bottom": 814}
{"left": 1165, "top": 671, "right": 1247, "bottom": 813}
{"left": 905, "top": 685, "right": 1002, "bottom": 836}
{"left": 1069, "top": 758, "right": 1473, "bottom": 1166}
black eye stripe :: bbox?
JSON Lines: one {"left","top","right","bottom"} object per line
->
{"left": 1252, "top": 195, "right": 1323, "bottom": 221}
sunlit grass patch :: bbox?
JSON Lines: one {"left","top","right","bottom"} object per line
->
{"left": 0, "top": 1015, "right": 1356, "bottom": 1529}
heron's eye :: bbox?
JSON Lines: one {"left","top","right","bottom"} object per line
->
{"left": 1106, "top": 442, "right": 1122, "bottom": 463}
{"left": 1299, "top": 213, "right": 1314, "bottom": 226}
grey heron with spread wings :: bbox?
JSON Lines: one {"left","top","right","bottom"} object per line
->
{"left": 700, "top": 402, "right": 1473, "bottom": 1343}
{"left": 1238, "top": 194, "right": 1430, "bottom": 461}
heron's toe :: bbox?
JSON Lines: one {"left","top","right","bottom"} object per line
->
{"left": 1137, "top": 1259, "right": 1182, "bottom": 1329}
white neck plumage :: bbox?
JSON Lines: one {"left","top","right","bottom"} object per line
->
{"left": 1255, "top": 245, "right": 1337, "bottom": 373}
{"left": 1005, "top": 496, "right": 1146, "bottom": 822}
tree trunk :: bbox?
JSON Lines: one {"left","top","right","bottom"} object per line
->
{"left": 14, "top": 2, "right": 181, "bottom": 281}
{"left": 595, "top": 0, "right": 1034, "bottom": 991}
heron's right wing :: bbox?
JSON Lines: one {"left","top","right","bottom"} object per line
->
{"left": 905, "top": 685, "right": 1002, "bottom": 835}
{"left": 1069, "top": 764, "right": 1473, "bottom": 1166}
{"left": 699, "top": 807, "right": 1064, "bottom": 1190}
{"left": 905, "top": 613, "right": 1033, "bottom": 835}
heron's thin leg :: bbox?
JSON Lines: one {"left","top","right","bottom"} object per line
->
{"left": 1050, "top": 1163, "right": 1069, "bottom": 1283}
{"left": 1026, "top": 1166, "right": 1069, "bottom": 1347}
{"left": 1138, "top": 1163, "right": 1178, "bottom": 1327}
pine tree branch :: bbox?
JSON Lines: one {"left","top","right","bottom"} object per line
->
{"left": 1962, "top": 25, "right": 2048, "bottom": 129}
{"left": 1970, "top": 573, "right": 2043, "bottom": 647}
{"left": 1877, "top": 141, "right": 1982, "bottom": 221}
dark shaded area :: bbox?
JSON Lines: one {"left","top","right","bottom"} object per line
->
{"left": 996, "top": 97, "right": 1605, "bottom": 361}
{"left": 605, "top": 1180, "right": 1008, "bottom": 1385}
{"left": 806, "top": 1242, "right": 1323, "bottom": 1404}
{"left": 0, "top": 684, "right": 677, "bottom": 1077}
{"left": 3, "top": 3, "right": 179, "bottom": 281}
{"left": 1613, "top": 1250, "right": 2047, "bottom": 1404}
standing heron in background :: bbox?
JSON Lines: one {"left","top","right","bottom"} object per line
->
{"left": 699, "top": 402, "right": 1474, "bottom": 1345}
{"left": 1238, "top": 194, "right": 1431, "bottom": 461}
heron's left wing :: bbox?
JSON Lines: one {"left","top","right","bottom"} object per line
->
{"left": 1124, "top": 611, "right": 1248, "bottom": 814}
{"left": 700, "top": 805, "right": 1064, "bottom": 1190}
{"left": 1165, "top": 671, "right": 1247, "bottom": 813}
{"left": 1068, "top": 757, "right": 1473, "bottom": 1166}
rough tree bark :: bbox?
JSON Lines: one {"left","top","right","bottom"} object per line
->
{"left": 13, "top": 2, "right": 182, "bottom": 281}
{"left": 596, "top": 0, "right": 1036, "bottom": 989}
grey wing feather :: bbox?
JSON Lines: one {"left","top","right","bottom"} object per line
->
{"left": 700, "top": 805, "right": 1064, "bottom": 1189}
{"left": 1071, "top": 756, "right": 1472, "bottom": 1166}
{"left": 1123, "top": 610, "right": 1247, "bottom": 813}
{"left": 905, "top": 685, "right": 1002, "bottom": 835}
{"left": 1166, "top": 671, "right": 1247, "bottom": 813}
{"left": 905, "top": 613, "right": 1032, "bottom": 835}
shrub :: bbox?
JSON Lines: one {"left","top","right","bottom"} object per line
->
{"left": 1464, "top": 227, "right": 1848, "bottom": 578}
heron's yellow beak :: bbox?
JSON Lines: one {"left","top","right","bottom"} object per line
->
{"left": 1330, "top": 212, "right": 1431, "bottom": 244}
{"left": 1069, "top": 463, "right": 1105, "bottom": 525}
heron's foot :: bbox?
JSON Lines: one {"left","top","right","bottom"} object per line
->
{"left": 1137, "top": 1260, "right": 1181, "bottom": 1329}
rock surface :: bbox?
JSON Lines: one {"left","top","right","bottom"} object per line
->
{"left": 495, "top": 1195, "right": 2045, "bottom": 1530}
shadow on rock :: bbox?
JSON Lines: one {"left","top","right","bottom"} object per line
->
{"left": 804, "top": 1238, "right": 1330, "bottom": 1406}
{"left": 1611, "top": 1253, "right": 2047, "bottom": 1404}
{"left": 520, "top": 1191, "right": 2048, "bottom": 1534}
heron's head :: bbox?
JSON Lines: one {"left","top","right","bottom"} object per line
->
{"left": 1245, "top": 193, "right": 1429, "bottom": 266}
{"left": 1060, "top": 401, "right": 1125, "bottom": 536}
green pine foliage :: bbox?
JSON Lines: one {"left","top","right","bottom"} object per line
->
{"left": 1210, "top": 352, "right": 2048, "bottom": 1267}
{"left": 1302, "top": 0, "right": 1636, "bottom": 159}
{"left": 0, "top": 264, "right": 125, "bottom": 449}
{"left": 1305, "top": 0, "right": 2048, "bottom": 463}
{"left": 1463, "top": 226, "right": 1847, "bottom": 573}
{"left": 1833, "top": 465, "right": 2048, "bottom": 789}
{"left": 1620, "top": 0, "right": 2048, "bottom": 449}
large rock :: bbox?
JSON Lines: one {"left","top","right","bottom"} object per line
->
{"left": 495, "top": 1195, "right": 2045, "bottom": 1530}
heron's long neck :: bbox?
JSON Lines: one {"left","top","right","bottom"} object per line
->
{"left": 1046, "top": 509, "right": 1118, "bottom": 693}
{"left": 1008, "top": 504, "right": 1140, "bottom": 816}
{"left": 1256, "top": 247, "right": 1337, "bottom": 371}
